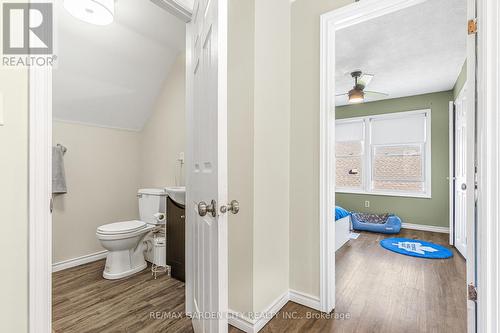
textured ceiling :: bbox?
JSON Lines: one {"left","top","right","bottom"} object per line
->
{"left": 53, "top": 0, "right": 186, "bottom": 130}
{"left": 335, "top": 0, "right": 467, "bottom": 106}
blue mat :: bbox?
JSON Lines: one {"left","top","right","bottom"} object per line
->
{"left": 380, "top": 238, "right": 453, "bottom": 259}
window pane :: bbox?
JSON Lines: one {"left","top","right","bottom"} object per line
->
{"left": 336, "top": 156, "right": 362, "bottom": 189}
{"left": 372, "top": 180, "right": 424, "bottom": 193}
{"left": 372, "top": 144, "right": 424, "bottom": 193}
{"left": 372, "top": 145, "right": 423, "bottom": 181}
{"left": 336, "top": 141, "right": 363, "bottom": 157}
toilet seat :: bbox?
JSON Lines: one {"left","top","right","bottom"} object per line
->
{"left": 97, "top": 220, "right": 146, "bottom": 235}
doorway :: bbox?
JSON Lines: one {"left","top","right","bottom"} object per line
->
{"left": 320, "top": 0, "right": 476, "bottom": 331}
{"left": 28, "top": 0, "right": 230, "bottom": 332}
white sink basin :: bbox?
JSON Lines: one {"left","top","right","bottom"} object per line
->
{"left": 165, "top": 186, "right": 186, "bottom": 206}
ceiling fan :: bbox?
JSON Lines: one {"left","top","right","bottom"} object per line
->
{"left": 337, "top": 70, "right": 388, "bottom": 104}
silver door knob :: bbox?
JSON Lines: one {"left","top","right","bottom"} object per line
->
{"left": 220, "top": 200, "right": 240, "bottom": 214}
{"left": 198, "top": 200, "right": 216, "bottom": 217}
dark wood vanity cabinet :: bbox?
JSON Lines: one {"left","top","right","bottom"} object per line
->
{"left": 166, "top": 197, "right": 185, "bottom": 282}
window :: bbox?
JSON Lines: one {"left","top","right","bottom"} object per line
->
{"left": 335, "top": 120, "right": 365, "bottom": 191}
{"left": 335, "top": 110, "right": 431, "bottom": 198}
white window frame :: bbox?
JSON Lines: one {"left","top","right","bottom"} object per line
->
{"left": 336, "top": 109, "right": 432, "bottom": 199}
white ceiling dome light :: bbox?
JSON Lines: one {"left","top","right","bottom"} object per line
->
{"left": 64, "top": 0, "right": 115, "bottom": 26}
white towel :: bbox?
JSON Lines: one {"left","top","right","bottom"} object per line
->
{"left": 52, "top": 146, "right": 67, "bottom": 194}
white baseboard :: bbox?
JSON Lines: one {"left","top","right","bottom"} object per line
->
{"left": 228, "top": 291, "right": 289, "bottom": 333}
{"left": 52, "top": 250, "right": 108, "bottom": 273}
{"left": 228, "top": 311, "right": 255, "bottom": 333}
{"left": 229, "top": 289, "right": 321, "bottom": 333}
{"left": 288, "top": 289, "right": 322, "bottom": 312}
{"left": 402, "top": 223, "right": 449, "bottom": 234}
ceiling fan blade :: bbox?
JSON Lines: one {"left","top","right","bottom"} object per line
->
{"left": 365, "top": 90, "right": 389, "bottom": 97}
{"left": 358, "top": 74, "right": 374, "bottom": 88}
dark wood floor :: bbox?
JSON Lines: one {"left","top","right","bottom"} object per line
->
{"left": 53, "top": 229, "right": 466, "bottom": 333}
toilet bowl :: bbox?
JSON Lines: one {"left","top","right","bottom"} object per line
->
{"left": 96, "top": 220, "right": 155, "bottom": 279}
{"left": 96, "top": 188, "right": 166, "bottom": 280}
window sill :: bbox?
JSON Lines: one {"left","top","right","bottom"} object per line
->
{"left": 335, "top": 189, "right": 432, "bottom": 199}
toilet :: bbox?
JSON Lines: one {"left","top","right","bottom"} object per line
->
{"left": 96, "top": 188, "right": 166, "bottom": 280}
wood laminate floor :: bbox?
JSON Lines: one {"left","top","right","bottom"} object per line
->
{"left": 53, "top": 229, "right": 466, "bottom": 333}
{"left": 52, "top": 261, "right": 191, "bottom": 333}
{"left": 252, "top": 229, "right": 467, "bottom": 333}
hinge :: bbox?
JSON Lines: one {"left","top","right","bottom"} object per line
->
{"left": 468, "top": 284, "right": 478, "bottom": 302}
{"left": 468, "top": 19, "right": 477, "bottom": 35}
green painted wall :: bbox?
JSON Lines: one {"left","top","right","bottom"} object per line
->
{"left": 335, "top": 91, "right": 453, "bottom": 228}
{"left": 453, "top": 61, "right": 467, "bottom": 99}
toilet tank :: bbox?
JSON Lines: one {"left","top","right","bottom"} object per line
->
{"left": 138, "top": 188, "right": 166, "bottom": 225}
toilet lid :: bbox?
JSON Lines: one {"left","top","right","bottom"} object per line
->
{"left": 97, "top": 220, "right": 146, "bottom": 235}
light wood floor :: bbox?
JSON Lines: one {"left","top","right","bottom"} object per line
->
{"left": 53, "top": 229, "right": 466, "bottom": 333}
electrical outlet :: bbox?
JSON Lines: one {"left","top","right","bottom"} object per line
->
{"left": 365, "top": 200, "right": 370, "bottom": 208}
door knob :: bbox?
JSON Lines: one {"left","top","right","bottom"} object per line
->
{"left": 220, "top": 200, "right": 240, "bottom": 215}
{"left": 198, "top": 200, "right": 216, "bottom": 217}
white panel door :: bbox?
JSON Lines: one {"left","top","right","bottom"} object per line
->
{"left": 185, "top": 0, "right": 228, "bottom": 332}
{"left": 454, "top": 85, "right": 468, "bottom": 258}
{"left": 465, "top": 0, "right": 477, "bottom": 330}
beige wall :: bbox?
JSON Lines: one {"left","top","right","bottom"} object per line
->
{"left": 253, "top": 0, "right": 290, "bottom": 312}
{"left": 0, "top": 66, "right": 28, "bottom": 332}
{"left": 140, "top": 53, "right": 186, "bottom": 188}
{"left": 228, "top": 0, "right": 291, "bottom": 315}
{"left": 228, "top": 0, "right": 255, "bottom": 314}
{"left": 52, "top": 122, "right": 141, "bottom": 263}
{"left": 52, "top": 52, "right": 186, "bottom": 264}
{"left": 290, "top": 0, "right": 351, "bottom": 297}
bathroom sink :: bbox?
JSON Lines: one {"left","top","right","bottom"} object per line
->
{"left": 165, "top": 186, "right": 186, "bottom": 206}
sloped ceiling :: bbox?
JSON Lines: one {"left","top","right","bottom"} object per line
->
{"left": 335, "top": 0, "right": 467, "bottom": 106}
{"left": 54, "top": 0, "right": 186, "bottom": 131}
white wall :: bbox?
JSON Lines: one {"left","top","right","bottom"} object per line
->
{"left": 0, "top": 66, "right": 28, "bottom": 332}
{"left": 52, "top": 122, "right": 141, "bottom": 263}
{"left": 289, "top": 0, "right": 351, "bottom": 297}
{"left": 140, "top": 53, "right": 186, "bottom": 188}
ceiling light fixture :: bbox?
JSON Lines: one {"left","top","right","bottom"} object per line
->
{"left": 348, "top": 88, "right": 364, "bottom": 104}
{"left": 64, "top": 0, "right": 115, "bottom": 26}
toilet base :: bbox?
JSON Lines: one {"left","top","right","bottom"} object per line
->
{"left": 103, "top": 262, "right": 147, "bottom": 280}
{"left": 102, "top": 247, "right": 148, "bottom": 280}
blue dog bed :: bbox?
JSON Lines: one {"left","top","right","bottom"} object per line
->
{"left": 351, "top": 212, "right": 401, "bottom": 234}
{"left": 380, "top": 238, "right": 453, "bottom": 259}
{"left": 335, "top": 206, "right": 351, "bottom": 220}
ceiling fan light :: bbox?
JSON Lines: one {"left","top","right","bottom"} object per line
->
{"left": 348, "top": 89, "right": 364, "bottom": 104}
{"left": 64, "top": 0, "right": 114, "bottom": 26}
